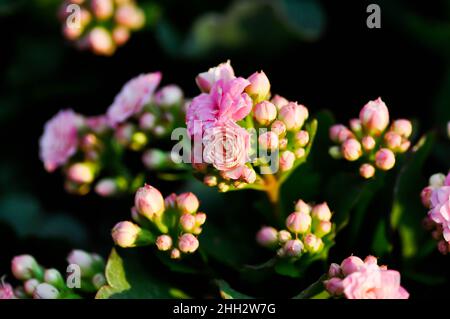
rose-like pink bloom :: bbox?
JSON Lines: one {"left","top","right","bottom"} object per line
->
{"left": 186, "top": 78, "right": 252, "bottom": 135}
{"left": 202, "top": 120, "right": 250, "bottom": 174}
{"left": 428, "top": 186, "right": 450, "bottom": 242}
{"left": 195, "top": 60, "right": 235, "bottom": 93}
{"left": 39, "top": 109, "right": 81, "bottom": 172}
{"left": 359, "top": 97, "right": 390, "bottom": 136}
{"left": 107, "top": 72, "right": 162, "bottom": 127}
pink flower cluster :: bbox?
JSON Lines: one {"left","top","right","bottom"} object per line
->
{"left": 59, "top": 0, "right": 145, "bottom": 56}
{"left": 112, "top": 184, "right": 206, "bottom": 258}
{"left": 256, "top": 200, "right": 334, "bottom": 258}
{"left": 324, "top": 255, "right": 409, "bottom": 299}
{"left": 187, "top": 61, "right": 312, "bottom": 192}
{"left": 329, "top": 98, "right": 412, "bottom": 178}
{"left": 39, "top": 72, "right": 185, "bottom": 196}
{"left": 421, "top": 171, "right": 450, "bottom": 254}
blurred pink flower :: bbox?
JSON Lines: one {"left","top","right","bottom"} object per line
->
{"left": 107, "top": 72, "right": 162, "bottom": 126}
{"left": 429, "top": 186, "right": 450, "bottom": 242}
{"left": 195, "top": 60, "right": 235, "bottom": 93}
{"left": 0, "top": 281, "right": 15, "bottom": 299}
{"left": 359, "top": 97, "right": 390, "bottom": 136}
{"left": 39, "top": 109, "right": 81, "bottom": 172}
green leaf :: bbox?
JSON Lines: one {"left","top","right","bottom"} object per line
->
{"left": 95, "top": 248, "right": 130, "bottom": 299}
{"left": 216, "top": 280, "right": 254, "bottom": 299}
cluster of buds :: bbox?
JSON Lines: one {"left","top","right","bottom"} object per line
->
{"left": 39, "top": 72, "right": 186, "bottom": 196}
{"left": 111, "top": 184, "right": 206, "bottom": 259}
{"left": 329, "top": 98, "right": 412, "bottom": 179}
{"left": 59, "top": 0, "right": 145, "bottom": 56}
{"left": 1, "top": 250, "right": 105, "bottom": 299}
{"left": 421, "top": 171, "right": 450, "bottom": 255}
{"left": 186, "top": 61, "right": 314, "bottom": 193}
{"left": 323, "top": 255, "right": 409, "bottom": 299}
{"left": 256, "top": 200, "right": 335, "bottom": 258}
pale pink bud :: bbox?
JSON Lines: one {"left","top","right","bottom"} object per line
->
{"left": 256, "top": 226, "right": 278, "bottom": 247}
{"left": 271, "top": 120, "right": 287, "bottom": 136}
{"left": 329, "top": 124, "right": 347, "bottom": 143}
{"left": 134, "top": 184, "right": 165, "bottom": 220}
{"left": 67, "top": 162, "right": 95, "bottom": 184}
{"left": 359, "top": 97, "right": 390, "bottom": 136}
{"left": 180, "top": 214, "right": 196, "bottom": 232}
{"left": 115, "top": 3, "right": 145, "bottom": 30}
{"left": 328, "top": 263, "right": 341, "bottom": 278}
{"left": 294, "top": 148, "right": 305, "bottom": 159}
{"left": 286, "top": 211, "right": 311, "bottom": 234}
{"left": 349, "top": 118, "right": 362, "bottom": 133}
{"left": 178, "top": 234, "right": 199, "bottom": 253}
{"left": 429, "top": 173, "right": 446, "bottom": 188}
{"left": 280, "top": 151, "right": 295, "bottom": 172}
{"left": 384, "top": 131, "right": 402, "bottom": 150}
{"left": 340, "top": 256, "right": 364, "bottom": 275}
{"left": 437, "top": 240, "right": 449, "bottom": 255}
{"left": 295, "top": 130, "right": 309, "bottom": 147}
{"left": 375, "top": 148, "right": 395, "bottom": 170}
{"left": 391, "top": 119, "right": 412, "bottom": 138}
{"left": 88, "top": 27, "right": 115, "bottom": 56}
{"left": 279, "top": 138, "right": 288, "bottom": 150}
{"left": 278, "top": 102, "right": 308, "bottom": 131}
{"left": 278, "top": 230, "right": 292, "bottom": 243}
{"left": 111, "top": 221, "right": 140, "bottom": 248}
{"left": 283, "top": 239, "right": 303, "bottom": 257}
{"left": 398, "top": 140, "right": 411, "bottom": 153}
{"left": 315, "top": 221, "right": 332, "bottom": 237}
{"left": 246, "top": 71, "right": 271, "bottom": 101}
{"left": 44, "top": 269, "right": 64, "bottom": 288}
{"left": 324, "top": 277, "right": 344, "bottom": 295}
{"left": 176, "top": 192, "right": 199, "bottom": 214}
{"left": 11, "top": 255, "right": 39, "bottom": 280}
{"left": 95, "top": 178, "right": 118, "bottom": 197}
{"left": 312, "top": 202, "right": 332, "bottom": 221}
{"left": 112, "top": 26, "right": 130, "bottom": 46}
{"left": 341, "top": 138, "right": 362, "bottom": 161}
{"left": 203, "top": 175, "right": 218, "bottom": 187}
{"left": 156, "top": 235, "right": 172, "bottom": 251}
{"left": 242, "top": 167, "right": 257, "bottom": 184}
{"left": 63, "top": 24, "right": 83, "bottom": 40}
{"left": 254, "top": 101, "right": 277, "bottom": 125}
{"left": 364, "top": 255, "right": 378, "bottom": 265}
{"left": 361, "top": 136, "right": 376, "bottom": 151}
{"left": 258, "top": 131, "right": 279, "bottom": 151}
{"left": 164, "top": 193, "right": 177, "bottom": 209}
{"left": 67, "top": 250, "right": 94, "bottom": 273}
{"left": 170, "top": 248, "right": 181, "bottom": 259}
{"left": 420, "top": 186, "right": 433, "bottom": 208}
{"left": 33, "top": 283, "right": 59, "bottom": 299}
{"left": 270, "top": 95, "right": 289, "bottom": 110}
{"left": 24, "top": 279, "right": 40, "bottom": 296}
{"left": 359, "top": 163, "right": 375, "bottom": 179}
{"left": 195, "top": 60, "right": 235, "bottom": 93}
{"left": 91, "top": 0, "right": 113, "bottom": 20}
{"left": 139, "top": 113, "right": 156, "bottom": 130}
{"left": 304, "top": 234, "right": 323, "bottom": 253}
{"left": 155, "top": 85, "right": 183, "bottom": 108}
{"left": 295, "top": 199, "right": 311, "bottom": 214}
{"left": 195, "top": 212, "right": 207, "bottom": 225}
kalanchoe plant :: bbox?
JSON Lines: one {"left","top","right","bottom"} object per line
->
{"left": 59, "top": 0, "right": 146, "bottom": 56}
{"left": 329, "top": 98, "right": 413, "bottom": 179}
{"left": 421, "top": 171, "right": 450, "bottom": 255}
{"left": 111, "top": 184, "right": 206, "bottom": 259}
{"left": 1, "top": 250, "right": 105, "bottom": 299}
{"left": 39, "top": 72, "right": 187, "bottom": 197}
{"left": 186, "top": 61, "right": 317, "bottom": 203}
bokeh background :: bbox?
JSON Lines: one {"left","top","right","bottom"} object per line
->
{"left": 0, "top": 0, "right": 449, "bottom": 298}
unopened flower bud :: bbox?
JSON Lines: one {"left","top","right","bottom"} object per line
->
{"left": 429, "top": 173, "right": 446, "bottom": 188}
{"left": 437, "top": 240, "right": 449, "bottom": 255}
{"left": 112, "top": 26, "right": 130, "bottom": 46}
{"left": 217, "top": 182, "right": 230, "bottom": 192}
{"left": 180, "top": 214, "right": 196, "bottom": 232}
{"left": 286, "top": 211, "right": 311, "bottom": 234}
{"left": 324, "top": 277, "right": 344, "bottom": 296}
{"left": 359, "top": 163, "right": 375, "bottom": 179}
{"left": 111, "top": 221, "right": 141, "bottom": 248}
{"left": 349, "top": 118, "right": 362, "bottom": 133}
{"left": 384, "top": 131, "right": 402, "bottom": 151}
{"left": 361, "top": 136, "right": 376, "bottom": 151}
{"left": 294, "top": 148, "right": 305, "bottom": 159}
{"left": 155, "top": 85, "right": 183, "bottom": 108}
{"left": 142, "top": 149, "right": 167, "bottom": 170}
{"left": 203, "top": 175, "right": 218, "bottom": 187}
{"left": 271, "top": 95, "right": 289, "bottom": 110}
{"left": 256, "top": 226, "right": 278, "bottom": 247}
{"left": 279, "top": 138, "right": 288, "bottom": 150}
{"left": 67, "top": 162, "right": 95, "bottom": 184}
{"left": 295, "top": 130, "right": 309, "bottom": 147}
{"left": 24, "top": 279, "right": 40, "bottom": 296}
{"left": 421, "top": 186, "right": 434, "bottom": 208}
{"left": 246, "top": 71, "right": 270, "bottom": 102}
{"left": 340, "top": 256, "right": 364, "bottom": 276}
{"left": 88, "top": 27, "right": 115, "bottom": 56}
{"left": 271, "top": 120, "right": 286, "bottom": 136}
{"left": 258, "top": 131, "right": 279, "bottom": 151}
{"left": 156, "top": 235, "right": 173, "bottom": 251}
{"left": 44, "top": 269, "right": 64, "bottom": 289}
{"left": 278, "top": 230, "right": 292, "bottom": 243}
{"left": 375, "top": 148, "right": 395, "bottom": 170}
{"left": 170, "top": 248, "right": 181, "bottom": 259}
{"left": 295, "top": 199, "right": 311, "bottom": 214}
{"left": 139, "top": 113, "right": 156, "bottom": 130}
{"left": 177, "top": 192, "right": 199, "bottom": 214}
{"left": 178, "top": 234, "right": 199, "bottom": 254}
{"left": 283, "top": 239, "right": 303, "bottom": 257}
{"left": 304, "top": 234, "right": 323, "bottom": 253}
{"left": 195, "top": 212, "right": 207, "bottom": 225}
{"left": 341, "top": 138, "right": 362, "bottom": 161}
{"left": 91, "top": 0, "right": 113, "bottom": 20}
{"left": 398, "top": 139, "right": 411, "bottom": 153}
{"left": 95, "top": 178, "right": 119, "bottom": 197}
{"left": 67, "top": 250, "right": 94, "bottom": 274}
{"left": 253, "top": 101, "right": 277, "bottom": 125}
{"left": 328, "top": 263, "right": 341, "bottom": 278}
{"left": 329, "top": 125, "right": 347, "bottom": 143}
{"left": 242, "top": 166, "right": 257, "bottom": 183}
{"left": 280, "top": 151, "right": 295, "bottom": 172}
{"left": 364, "top": 255, "right": 378, "bottom": 265}
{"left": 115, "top": 3, "right": 145, "bottom": 30}
{"left": 278, "top": 103, "right": 308, "bottom": 131}
{"left": 33, "top": 283, "right": 59, "bottom": 299}
{"left": 312, "top": 202, "right": 332, "bottom": 221}
{"left": 359, "top": 97, "right": 390, "bottom": 136}
{"left": 329, "top": 146, "right": 342, "bottom": 159}
{"left": 391, "top": 119, "right": 412, "bottom": 138}
{"left": 135, "top": 184, "right": 165, "bottom": 220}
{"left": 11, "top": 255, "right": 40, "bottom": 280}
{"left": 315, "top": 221, "right": 332, "bottom": 237}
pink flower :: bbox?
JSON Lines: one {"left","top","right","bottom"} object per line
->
{"left": 195, "top": 60, "right": 235, "bottom": 93}
{"left": 428, "top": 186, "right": 450, "bottom": 242}
{"left": 107, "top": 72, "right": 162, "bottom": 127}
{"left": 186, "top": 78, "right": 252, "bottom": 135}
{"left": 359, "top": 97, "right": 390, "bottom": 136}
{"left": 202, "top": 120, "right": 251, "bottom": 174}
{"left": 0, "top": 281, "right": 15, "bottom": 299}
{"left": 86, "top": 115, "right": 109, "bottom": 134}
{"left": 39, "top": 109, "right": 81, "bottom": 172}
